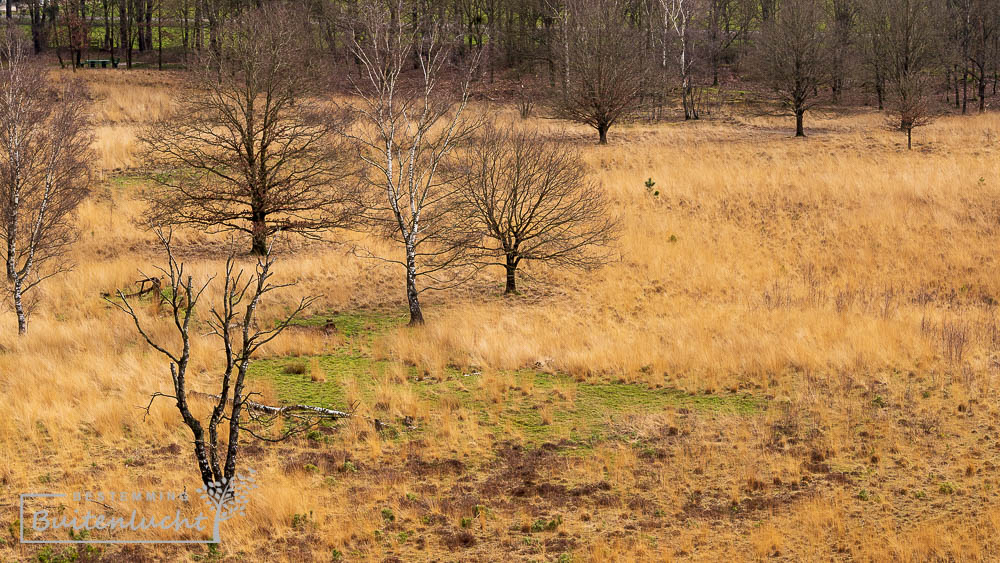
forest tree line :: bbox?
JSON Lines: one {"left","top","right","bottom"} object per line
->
{"left": 8, "top": 0, "right": 1000, "bottom": 120}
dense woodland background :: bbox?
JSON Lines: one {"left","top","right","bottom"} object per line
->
{"left": 6, "top": 0, "right": 1000, "bottom": 122}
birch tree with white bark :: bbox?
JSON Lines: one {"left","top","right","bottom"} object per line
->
{"left": 109, "top": 231, "right": 343, "bottom": 491}
{"left": 0, "top": 26, "right": 90, "bottom": 335}
{"left": 661, "top": 0, "right": 700, "bottom": 119}
{"left": 340, "top": 0, "right": 482, "bottom": 325}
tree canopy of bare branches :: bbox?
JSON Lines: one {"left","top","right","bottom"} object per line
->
{"left": 142, "top": 5, "right": 357, "bottom": 255}
{"left": 554, "top": 0, "right": 648, "bottom": 144}
{"left": 0, "top": 25, "right": 90, "bottom": 335}
{"left": 340, "top": 0, "right": 482, "bottom": 325}
{"left": 454, "top": 124, "right": 618, "bottom": 294}
{"left": 753, "top": 0, "right": 831, "bottom": 136}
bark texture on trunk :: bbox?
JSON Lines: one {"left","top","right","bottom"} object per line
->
{"left": 405, "top": 246, "right": 423, "bottom": 325}
{"left": 13, "top": 279, "right": 26, "bottom": 335}
{"left": 504, "top": 253, "right": 519, "bottom": 294}
{"left": 795, "top": 109, "right": 805, "bottom": 137}
{"left": 250, "top": 211, "right": 267, "bottom": 255}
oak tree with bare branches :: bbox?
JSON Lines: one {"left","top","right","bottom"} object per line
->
{"left": 0, "top": 26, "right": 90, "bottom": 335}
{"left": 454, "top": 124, "right": 619, "bottom": 294}
{"left": 876, "top": 0, "right": 940, "bottom": 149}
{"left": 143, "top": 5, "right": 356, "bottom": 255}
{"left": 554, "top": 0, "right": 647, "bottom": 144}
{"left": 753, "top": 0, "right": 831, "bottom": 136}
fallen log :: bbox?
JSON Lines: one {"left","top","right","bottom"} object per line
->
{"left": 189, "top": 391, "right": 352, "bottom": 419}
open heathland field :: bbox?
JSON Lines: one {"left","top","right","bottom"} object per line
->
{"left": 3, "top": 67, "right": 1000, "bottom": 562}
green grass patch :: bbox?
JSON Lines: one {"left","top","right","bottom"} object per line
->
{"left": 291, "top": 309, "right": 408, "bottom": 340}
{"left": 252, "top": 336, "right": 760, "bottom": 450}
{"left": 249, "top": 353, "right": 383, "bottom": 410}
{"left": 467, "top": 372, "right": 758, "bottom": 447}
{"left": 251, "top": 309, "right": 761, "bottom": 450}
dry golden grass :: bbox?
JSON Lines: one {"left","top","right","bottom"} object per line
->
{"left": 2, "top": 71, "right": 1000, "bottom": 561}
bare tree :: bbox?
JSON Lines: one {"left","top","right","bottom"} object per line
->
{"left": 880, "top": 0, "right": 941, "bottom": 149}
{"left": 661, "top": 0, "right": 701, "bottom": 119}
{"left": 968, "top": 0, "right": 998, "bottom": 113}
{"left": 454, "top": 124, "right": 619, "bottom": 294}
{"left": 340, "top": 0, "right": 482, "bottom": 325}
{"left": 753, "top": 0, "right": 831, "bottom": 136}
{"left": 859, "top": 0, "right": 891, "bottom": 109}
{"left": 142, "top": 5, "right": 356, "bottom": 255}
{"left": 108, "top": 230, "right": 345, "bottom": 489}
{"left": 830, "top": 0, "right": 858, "bottom": 104}
{"left": 0, "top": 26, "right": 90, "bottom": 335}
{"left": 555, "top": 0, "right": 647, "bottom": 144}
{"left": 706, "top": 0, "right": 757, "bottom": 87}
{"left": 891, "top": 72, "right": 935, "bottom": 149}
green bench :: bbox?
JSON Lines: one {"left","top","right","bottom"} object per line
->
{"left": 82, "top": 59, "right": 118, "bottom": 69}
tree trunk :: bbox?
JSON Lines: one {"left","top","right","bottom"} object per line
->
{"left": 104, "top": 0, "right": 111, "bottom": 50}
{"left": 13, "top": 278, "right": 26, "bottom": 335}
{"left": 954, "top": 65, "right": 960, "bottom": 108}
{"left": 875, "top": 71, "right": 885, "bottom": 110}
{"left": 120, "top": 0, "right": 130, "bottom": 68}
{"left": 962, "top": 66, "right": 969, "bottom": 114}
{"left": 682, "top": 81, "right": 690, "bottom": 120}
{"left": 250, "top": 210, "right": 267, "bottom": 255}
{"left": 30, "top": 5, "right": 44, "bottom": 53}
{"left": 135, "top": 0, "right": 145, "bottom": 51}
{"left": 504, "top": 254, "right": 518, "bottom": 294}
{"left": 795, "top": 109, "right": 805, "bottom": 137}
{"left": 157, "top": 1, "right": 162, "bottom": 71}
{"left": 144, "top": 0, "right": 152, "bottom": 52}
{"left": 405, "top": 246, "right": 424, "bottom": 325}
{"left": 250, "top": 232, "right": 267, "bottom": 255}
{"left": 597, "top": 123, "right": 608, "bottom": 144}
{"left": 907, "top": 127, "right": 912, "bottom": 150}
{"left": 979, "top": 76, "right": 986, "bottom": 113}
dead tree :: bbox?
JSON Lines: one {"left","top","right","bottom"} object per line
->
{"left": 142, "top": 5, "right": 357, "bottom": 255}
{"left": 0, "top": 26, "right": 90, "bottom": 335}
{"left": 340, "top": 0, "right": 482, "bottom": 326}
{"left": 454, "top": 124, "right": 619, "bottom": 294}
{"left": 753, "top": 0, "right": 831, "bottom": 136}
{"left": 108, "top": 229, "right": 342, "bottom": 488}
{"left": 554, "top": 0, "right": 647, "bottom": 144}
